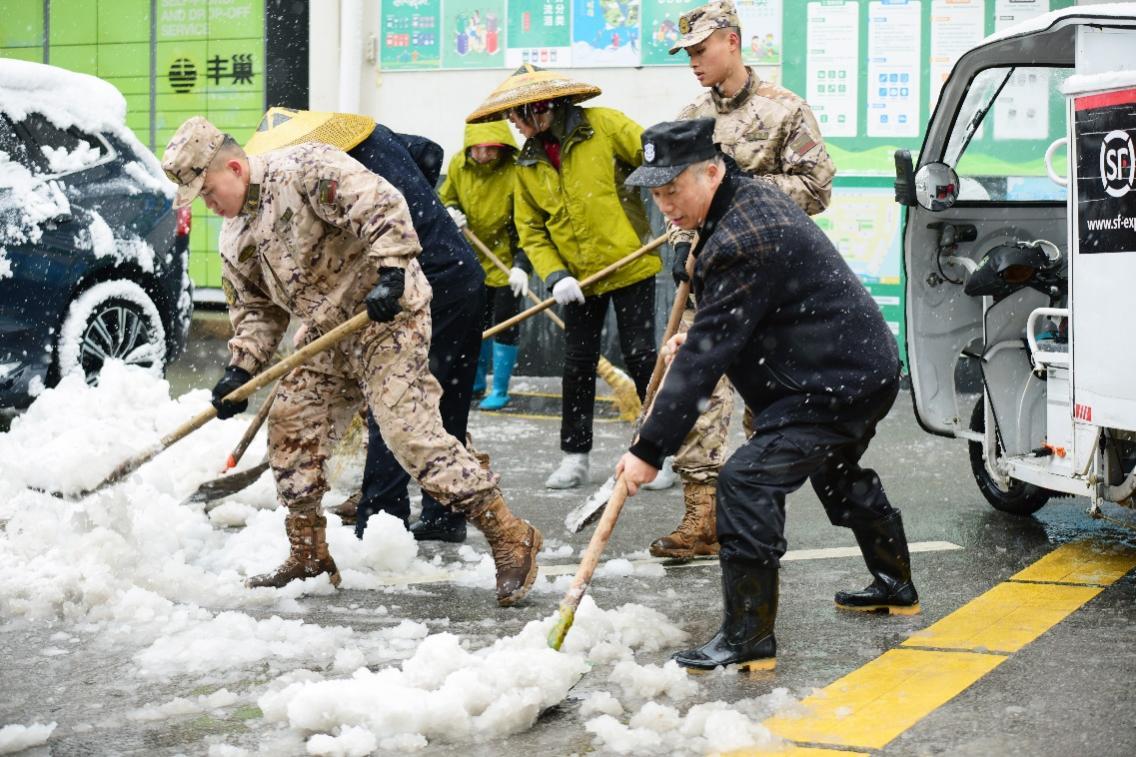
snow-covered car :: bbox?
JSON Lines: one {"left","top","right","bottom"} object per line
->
{"left": 0, "top": 59, "right": 192, "bottom": 408}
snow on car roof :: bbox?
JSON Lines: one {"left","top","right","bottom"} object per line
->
{"left": 981, "top": 3, "right": 1136, "bottom": 47}
{"left": 0, "top": 58, "right": 126, "bottom": 131}
{"left": 0, "top": 59, "right": 173, "bottom": 198}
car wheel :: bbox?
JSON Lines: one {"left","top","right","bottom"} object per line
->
{"left": 968, "top": 398, "right": 1049, "bottom": 516}
{"left": 57, "top": 280, "right": 167, "bottom": 384}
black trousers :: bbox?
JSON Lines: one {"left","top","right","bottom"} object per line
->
{"left": 483, "top": 285, "right": 523, "bottom": 346}
{"left": 716, "top": 385, "right": 900, "bottom": 565}
{"left": 561, "top": 276, "right": 656, "bottom": 453}
{"left": 356, "top": 286, "right": 486, "bottom": 535}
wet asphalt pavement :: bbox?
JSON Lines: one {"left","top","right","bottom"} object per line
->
{"left": 2, "top": 310, "right": 1135, "bottom": 756}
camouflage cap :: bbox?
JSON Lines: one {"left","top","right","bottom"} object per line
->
{"left": 669, "top": 0, "right": 741, "bottom": 55}
{"left": 161, "top": 116, "right": 226, "bottom": 208}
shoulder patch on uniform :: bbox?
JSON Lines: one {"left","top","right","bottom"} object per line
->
{"left": 221, "top": 277, "right": 238, "bottom": 306}
{"left": 317, "top": 179, "right": 338, "bottom": 206}
{"left": 238, "top": 244, "right": 256, "bottom": 263}
{"left": 280, "top": 207, "right": 293, "bottom": 224}
{"left": 789, "top": 134, "right": 819, "bottom": 156}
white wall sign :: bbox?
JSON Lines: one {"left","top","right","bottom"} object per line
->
{"left": 867, "top": 0, "right": 921, "bottom": 138}
{"left": 806, "top": 0, "right": 859, "bottom": 138}
{"left": 929, "top": 0, "right": 984, "bottom": 112}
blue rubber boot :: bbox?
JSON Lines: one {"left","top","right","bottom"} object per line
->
{"left": 479, "top": 343, "right": 519, "bottom": 411}
{"left": 473, "top": 340, "right": 492, "bottom": 398}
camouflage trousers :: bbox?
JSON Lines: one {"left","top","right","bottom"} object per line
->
{"left": 673, "top": 307, "right": 734, "bottom": 485}
{"left": 268, "top": 307, "right": 500, "bottom": 516}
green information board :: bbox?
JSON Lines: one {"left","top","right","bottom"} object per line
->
{"left": 441, "top": 0, "right": 507, "bottom": 68}
{"left": 1, "top": 0, "right": 266, "bottom": 289}
{"left": 640, "top": 0, "right": 699, "bottom": 65}
{"left": 382, "top": 0, "right": 442, "bottom": 70}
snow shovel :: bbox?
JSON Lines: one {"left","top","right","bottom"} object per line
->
{"left": 463, "top": 228, "right": 642, "bottom": 422}
{"left": 482, "top": 234, "right": 666, "bottom": 341}
{"left": 178, "top": 386, "right": 277, "bottom": 508}
{"left": 47, "top": 311, "right": 374, "bottom": 500}
{"left": 563, "top": 253, "right": 696, "bottom": 534}
{"left": 549, "top": 357, "right": 678, "bottom": 651}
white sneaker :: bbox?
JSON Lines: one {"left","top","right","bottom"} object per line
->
{"left": 642, "top": 456, "right": 677, "bottom": 490}
{"left": 545, "top": 452, "right": 590, "bottom": 489}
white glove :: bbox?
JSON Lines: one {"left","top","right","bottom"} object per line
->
{"left": 447, "top": 206, "right": 467, "bottom": 229}
{"left": 508, "top": 267, "right": 530, "bottom": 298}
{"left": 552, "top": 276, "right": 585, "bottom": 305}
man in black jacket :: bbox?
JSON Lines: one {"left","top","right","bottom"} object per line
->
{"left": 618, "top": 119, "right": 918, "bottom": 672}
{"left": 349, "top": 122, "right": 485, "bottom": 542}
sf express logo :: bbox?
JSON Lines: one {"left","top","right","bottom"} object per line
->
{"left": 1100, "top": 129, "right": 1136, "bottom": 198}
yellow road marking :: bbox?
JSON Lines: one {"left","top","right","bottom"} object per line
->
{"left": 512, "top": 389, "right": 617, "bottom": 403}
{"left": 763, "top": 649, "right": 1005, "bottom": 750}
{"left": 723, "top": 746, "right": 864, "bottom": 756}
{"left": 901, "top": 582, "right": 1101, "bottom": 653}
{"left": 1011, "top": 539, "right": 1136, "bottom": 585}
{"left": 723, "top": 539, "right": 1136, "bottom": 755}
{"left": 477, "top": 410, "right": 623, "bottom": 423}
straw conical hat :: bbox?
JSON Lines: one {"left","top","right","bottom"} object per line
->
{"left": 466, "top": 64, "right": 601, "bottom": 124}
{"left": 244, "top": 108, "right": 377, "bottom": 156}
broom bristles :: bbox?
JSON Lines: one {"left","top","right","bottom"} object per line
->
{"left": 596, "top": 358, "right": 641, "bottom": 421}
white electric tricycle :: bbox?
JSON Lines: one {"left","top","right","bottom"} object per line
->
{"left": 897, "top": 6, "right": 1136, "bottom": 521}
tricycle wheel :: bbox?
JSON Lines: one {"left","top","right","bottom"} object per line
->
{"left": 968, "top": 398, "right": 1049, "bottom": 516}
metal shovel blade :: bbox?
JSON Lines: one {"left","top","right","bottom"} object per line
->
{"left": 564, "top": 474, "right": 617, "bottom": 534}
{"left": 181, "top": 459, "right": 270, "bottom": 508}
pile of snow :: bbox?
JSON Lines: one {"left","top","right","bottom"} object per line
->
{"left": 0, "top": 722, "right": 56, "bottom": 754}
{"left": 0, "top": 365, "right": 798, "bottom": 752}
{"left": 42, "top": 140, "right": 103, "bottom": 173}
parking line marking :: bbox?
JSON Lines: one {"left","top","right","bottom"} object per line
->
{"left": 724, "top": 539, "right": 1136, "bottom": 755}
{"left": 762, "top": 649, "right": 1006, "bottom": 750}
{"left": 1010, "top": 539, "right": 1136, "bottom": 585}
{"left": 363, "top": 541, "right": 962, "bottom": 586}
{"left": 901, "top": 581, "right": 1102, "bottom": 653}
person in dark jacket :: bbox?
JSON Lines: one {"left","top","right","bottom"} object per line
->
{"left": 617, "top": 119, "right": 919, "bottom": 673}
{"left": 245, "top": 109, "right": 484, "bottom": 543}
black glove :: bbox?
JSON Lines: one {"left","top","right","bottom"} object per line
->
{"left": 365, "top": 267, "right": 406, "bottom": 323}
{"left": 671, "top": 242, "right": 692, "bottom": 286}
{"left": 211, "top": 365, "right": 252, "bottom": 419}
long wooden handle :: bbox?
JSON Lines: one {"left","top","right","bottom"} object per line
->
{"left": 482, "top": 235, "right": 666, "bottom": 340}
{"left": 464, "top": 228, "right": 567, "bottom": 329}
{"left": 549, "top": 475, "right": 631, "bottom": 650}
{"left": 69, "top": 311, "right": 373, "bottom": 499}
{"left": 640, "top": 255, "right": 695, "bottom": 419}
{"left": 223, "top": 384, "right": 277, "bottom": 472}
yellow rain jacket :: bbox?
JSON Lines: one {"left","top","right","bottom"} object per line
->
{"left": 438, "top": 121, "right": 526, "bottom": 288}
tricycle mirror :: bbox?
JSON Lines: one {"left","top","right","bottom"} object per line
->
{"left": 914, "top": 162, "right": 960, "bottom": 211}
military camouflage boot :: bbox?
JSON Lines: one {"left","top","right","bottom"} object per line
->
{"left": 466, "top": 493, "right": 542, "bottom": 607}
{"left": 649, "top": 481, "right": 720, "bottom": 560}
{"left": 246, "top": 512, "right": 342, "bottom": 589}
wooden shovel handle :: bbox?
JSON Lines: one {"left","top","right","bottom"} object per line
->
{"left": 482, "top": 235, "right": 666, "bottom": 341}
{"left": 224, "top": 384, "right": 277, "bottom": 472}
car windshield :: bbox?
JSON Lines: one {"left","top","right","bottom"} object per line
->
{"left": 942, "top": 65, "right": 1073, "bottom": 202}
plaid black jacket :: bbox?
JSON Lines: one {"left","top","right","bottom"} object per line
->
{"left": 632, "top": 175, "right": 900, "bottom": 466}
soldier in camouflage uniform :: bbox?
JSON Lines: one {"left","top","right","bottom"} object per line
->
{"left": 650, "top": 0, "right": 836, "bottom": 561}
{"left": 161, "top": 117, "right": 542, "bottom": 606}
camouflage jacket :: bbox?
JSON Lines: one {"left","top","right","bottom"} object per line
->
{"left": 219, "top": 142, "right": 428, "bottom": 374}
{"left": 672, "top": 67, "right": 835, "bottom": 246}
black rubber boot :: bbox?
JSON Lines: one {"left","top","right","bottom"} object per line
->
{"left": 409, "top": 514, "right": 467, "bottom": 543}
{"left": 835, "top": 510, "right": 920, "bottom": 615}
{"left": 673, "top": 561, "right": 778, "bottom": 672}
